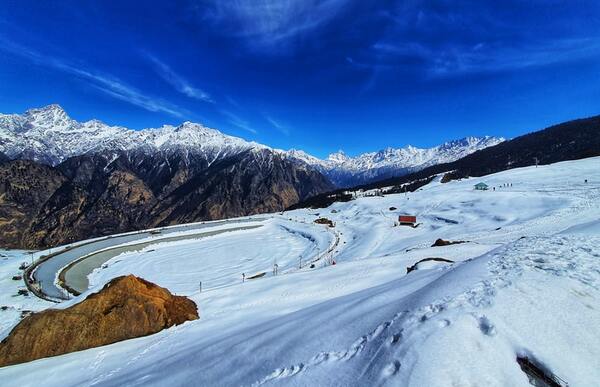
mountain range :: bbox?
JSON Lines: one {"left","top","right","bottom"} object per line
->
{"left": 0, "top": 105, "right": 502, "bottom": 248}
{"left": 287, "top": 136, "right": 503, "bottom": 187}
{"left": 1, "top": 104, "right": 502, "bottom": 187}
{"left": 0, "top": 104, "right": 263, "bottom": 166}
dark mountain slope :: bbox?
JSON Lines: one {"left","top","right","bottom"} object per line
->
{"left": 0, "top": 150, "right": 333, "bottom": 249}
{"left": 148, "top": 149, "right": 332, "bottom": 225}
{"left": 0, "top": 160, "right": 68, "bottom": 246}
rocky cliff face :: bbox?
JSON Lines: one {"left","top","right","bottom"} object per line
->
{"left": 0, "top": 160, "right": 67, "bottom": 245}
{"left": 0, "top": 275, "right": 198, "bottom": 367}
{"left": 0, "top": 148, "right": 332, "bottom": 249}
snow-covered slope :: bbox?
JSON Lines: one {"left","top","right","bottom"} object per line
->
{"left": 288, "top": 136, "right": 504, "bottom": 187}
{"left": 0, "top": 156, "right": 598, "bottom": 386}
{"left": 0, "top": 105, "right": 264, "bottom": 166}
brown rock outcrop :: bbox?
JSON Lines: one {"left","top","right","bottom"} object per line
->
{"left": 431, "top": 238, "right": 466, "bottom": 247}
{"left": 314, "top": 217, "right": 335, "bottom": 227}
{"left": 0, "top": 275, "right": 198, "bottom": 367}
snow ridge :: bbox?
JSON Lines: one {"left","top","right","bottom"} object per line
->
{"left": 0, "top": 105, "right": 265, "bottom": 166}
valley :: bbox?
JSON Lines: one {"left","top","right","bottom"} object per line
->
{"left": 1, "top": 157, "right": 598, "bottom": 386}
{"left": 0, "top": 105, "right": 502, "bottom": 249}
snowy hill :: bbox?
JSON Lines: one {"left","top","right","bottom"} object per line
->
{"left": 287, "top": 136, "right": 504, "bottom": 187}
{"left": 0, "top": 156, "right": 599, "bottom": 386}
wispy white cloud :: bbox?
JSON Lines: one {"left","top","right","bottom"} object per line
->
{"left": 366, "top": 37, "right": 600, "bottom": 78}
{"left": 430, "top": 38, "right": 600, "bottom": 76}
{"left": 342, "top": 1, "right": 600, "bottom": 87}
{"left": 144, "top": 53, "right": 213, "bottom": 103}
{"left": 265, "top": 115, "right": 290, "bottom": 135}
{"left": 220, "top": 110, "right": 257, "bottom": 134}
{"left": 225, "top": 95, "right": 241, "bottom": 108}
{"left": 0, "top": 37, "right": 189, "bottom": 118}
{"left": 199, "top": 0, "right": 351, "bottom": 51}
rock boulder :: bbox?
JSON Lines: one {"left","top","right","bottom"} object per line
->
{"left": 0, "top": 275, "right": 198, "bottom": 367}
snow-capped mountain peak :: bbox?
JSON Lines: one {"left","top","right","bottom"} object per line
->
{"left": 24, "top": 104, "right": 74, "bottom": 131}
{"left": 175, "top": 121, "right": 214, "bottom": 135}
{"left": 327, "top": 150, "right": 350, "bottom": 163}
{"left": 25, "top": 103, "right": 68, "bottom": 118}
{"left": 286, "top": 135, "right": 505, "bottom": 187}
{"left": 285, "top": 149, "right": 321, "bottom": 164}
{"left": 1, "top": 105, "right": 504, "bottom": 188}
{"left": 0, "top": 105, "right": 263, "bottom": 166}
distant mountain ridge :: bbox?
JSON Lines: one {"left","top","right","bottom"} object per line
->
{"left": 287, "top": 136, "right": 504, "bottom": 187}
{"left": 1, "top": 105, "right": 503, "bottom": 187}
{"left": 291, "top": 113, "right": 600, "bottom": 210}
{"left": 0, "top": 104, "right": 263, "bottom": 166}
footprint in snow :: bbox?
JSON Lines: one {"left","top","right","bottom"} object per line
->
{"left": 381, "top": 360, "right": 401, "bottom": 378}
{"left": 388, "top": 332, "right": 402, "bottom": 346}
{"left": 478, "top": 315, "right": 496, "bottom": 336}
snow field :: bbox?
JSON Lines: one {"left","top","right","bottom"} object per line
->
{"left": 0, "top": 157, "right": 598, "bottom": 386}
{"left": 88, "top": 219, "right": 334, "bottom": 295}
{"left": 0, "top": 250, "right": 53, "bottom": 340}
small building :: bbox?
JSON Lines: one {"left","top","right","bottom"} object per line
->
{"left": 474, "top": 182, "right": 489, "bottom": 191}
{"left": 398, "top": 215, "right": 417, "bottom": 227}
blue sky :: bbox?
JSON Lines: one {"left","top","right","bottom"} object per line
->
{"left": 1, "top": 1, "right": 599, "bottom": 158}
